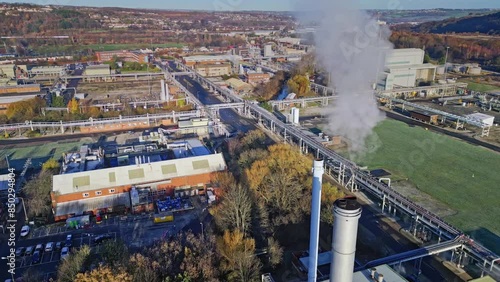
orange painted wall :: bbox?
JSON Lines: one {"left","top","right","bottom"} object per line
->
{"left": 53, "top": 172, "right": 215, "bottom": 205}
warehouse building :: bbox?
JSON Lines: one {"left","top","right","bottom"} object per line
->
{"left": 96, "top": 50, "right": 150, "bottom": 63}
{"left": 225, "top": 78, "right": 253, "bottom": 93}
{"left": 51, "top": 143, "right": 226, "bottom": 221}
{"left": 0, "top": 64, "right": 15, "bottom": 79}
{"left": 29, "top": 66, "right": 66, "bottom": 77}
{"left": 246, "top": 72, "right": 271, "bottom": 85}
{"left": 194, "top": 63, "right": 232, "bottom": 77}
{"left": 84, "top": 64, "right": 111, "bottom": 76}
{"left": 182, "top": 55, "right": 242, "bottom": 67}
{"left": 378, "top": 48, "right": 437, "bottom": 90}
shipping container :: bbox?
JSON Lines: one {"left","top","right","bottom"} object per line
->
{"left": 153, "top": 212, "right": 174, "bottom": 224}
{"left": 409, "top": 110, "right": 438, "bottom": 125}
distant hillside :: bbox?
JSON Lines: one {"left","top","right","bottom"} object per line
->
{"left": 410, "top": 11, "right": 500, "bottom": 35}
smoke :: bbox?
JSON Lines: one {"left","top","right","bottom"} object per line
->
{"left": 296, "top": 0, "right": 392, "bottom": 153}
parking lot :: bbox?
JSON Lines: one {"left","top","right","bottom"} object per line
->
{"left": 1, "top": 203, "right": 204, "bottom": 281}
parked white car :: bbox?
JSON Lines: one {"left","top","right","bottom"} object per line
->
{"left": 45, "top": 242, "right": 54, "bottom": 252}
{"left": 20, "top": 225, "right": 30, "bottom": 237}
{"left": 61, "top": 247, "right": 70, "bottom": 260}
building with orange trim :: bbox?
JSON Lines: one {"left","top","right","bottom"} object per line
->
{"left": 51, "top": 142, "right": 226, "bottom": 221}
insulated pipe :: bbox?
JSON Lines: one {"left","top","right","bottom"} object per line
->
{"left": 330, "top": 197, "right": 362, "bottom": 282}
{"left": 308, "top": 159, "right": 324, "bottom": 282}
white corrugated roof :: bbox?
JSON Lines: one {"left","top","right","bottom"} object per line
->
{"left": 53, "top": 153, "right": 226, "bottom": 195}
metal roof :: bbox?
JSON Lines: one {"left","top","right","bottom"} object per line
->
{"left": 53, "top": 153, "right": 226, "bottom": 195}
{"left": 352, "top": 264, "right": 408, "bottom": 282}
{"left": 55, "top": 193, "right": 130, "bottom": 216}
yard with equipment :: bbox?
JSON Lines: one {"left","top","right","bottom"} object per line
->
{"left": 336, "top": 119, "right": 500, "bottom": 253}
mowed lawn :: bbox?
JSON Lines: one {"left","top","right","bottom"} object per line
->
{"left": 350, "top": 119, "right": 500, "bottom": 252}
{"left": 0, "top": 139, "right": 86, "bottom": 172}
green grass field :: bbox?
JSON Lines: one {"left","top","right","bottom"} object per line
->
{"left": 460, "top": 80, "right": 500, "bottom": 93}
{"left": 341, "top": 119, "right": 500, "bottom": 252}
{"left": 34, "top": 43, "right": 184, "bottom": 54}
{"left": 0, "top": 139, "right": 88, "bottom": 172}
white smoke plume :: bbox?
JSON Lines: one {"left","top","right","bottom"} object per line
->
{"left": 296, "top": 0, "right": 392, "bottom": 153}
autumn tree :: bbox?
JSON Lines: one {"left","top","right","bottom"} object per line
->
{"left": 128, "top": 253, "right": 161, "bottom": 282}
{"left": 245, "top": 144, "right": 312, "bottom": 226}
{"left": 68, "top": 97, "right": 79, "bottom": 114}
{"left": 22, "top": 170, "right": 53, "bottom": 218}
{"left": 42, "top": 158, "right": 60, "bottom": 172}
{"left": 320, "top": 182, "right": 344, "bottom": 225}
{"left": 58, "top": 245, "right": 91, "bottom": 282}
{"left": 6, "top": 97, "right": 45, "bottom": 121}
{"left": 253, "top": 71, "right": 286, "bottom": 101}
{"left": 145, "top": 231, "right": 220, "bottom": 282}
{"left": 74, "top": 266, "right": 132, "bottom": 282}
{"left": 217, "top": 230, "right": 261, "bottom": 282}
{"left": 287, "top": 74, "right": 311, "bottom": 97}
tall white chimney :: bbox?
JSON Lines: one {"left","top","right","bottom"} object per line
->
{"left": 308, "top": 159, "right": 324, "bottom": 282}
{"left": 330, "top": 196, "right": 362, "bottom": 282}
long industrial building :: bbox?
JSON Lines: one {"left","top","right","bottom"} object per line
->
{"left": 379, "top": 48, "right": 437, "bottom": 90}
{"left": 51, "top": 141, "right": 226, "bottom": 221}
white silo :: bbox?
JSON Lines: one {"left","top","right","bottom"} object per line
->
{"left": 160, "top": 79, "right": 166, "bottom": 101}
{"left": 330, "top": 196, "right": 362, "bottom": 282}
{"left": 291, "top": 107, "right": 300, "bottom": 125}
{"left": 436, "top": 65, "right": 445, "bottom": 75}
{"left": 308, "top": 159, "right": 324, "bottom": 282}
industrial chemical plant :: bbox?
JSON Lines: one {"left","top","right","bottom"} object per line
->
{"left": 1, "top": 3, "right": 499, "bottom": 281}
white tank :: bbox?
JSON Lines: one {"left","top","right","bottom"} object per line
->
{"left": 436, "top": 66, "right": 445, "bottom": 75}
{"left": 468, "top": 67, "right": 481, "bottom": 75}
{"left": 330, "top": 197, "right": 362, "bottom": 282}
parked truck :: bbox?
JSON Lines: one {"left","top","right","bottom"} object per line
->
{"left": 153, "top": 212, "right": 174, "bottom": 224}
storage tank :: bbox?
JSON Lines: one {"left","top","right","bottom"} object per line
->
{"left": 468, "top": 66, "right": 481, "bottom": 75}
{"left": 453, "top": 65, "right": 463, "bottom": 73}
{"left": 436, "top": 65, "right": 445, "bottom": 75}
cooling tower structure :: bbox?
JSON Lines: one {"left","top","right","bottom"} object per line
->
{"left": 308, "top": 159, "right": 324, "bottom": 282}
{"left": 330, "top": 197, "right": 362, "bottom": 282}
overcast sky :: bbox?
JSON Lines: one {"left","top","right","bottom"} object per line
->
{"left": 3, "top": 0, "right": 500, "bottom": 11}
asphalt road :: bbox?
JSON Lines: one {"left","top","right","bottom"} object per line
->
{"left": 166, "top": 61, "right": 256, "bottom": 133}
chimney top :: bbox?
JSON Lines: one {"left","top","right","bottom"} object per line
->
{"left": 335, "top": 196, "right": 360, "bottom": 211}
{"left": 377, "top": 274, "right": 384, "bottom": 282}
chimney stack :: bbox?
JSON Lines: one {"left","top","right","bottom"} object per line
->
{"left": 307, "top": 159, "right": 324, "bottom": 282}
{"left": 370, "top": 268, "right": 377, "bottom": 279}
{"left": 330, "top": 196, "right": 362, "bottom": 282}
{"left": 378, "top": 274, "right": 384, "bottom": 282}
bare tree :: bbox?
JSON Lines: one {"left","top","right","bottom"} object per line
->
{"left": 267, "top": 238, "right": 283, "bottom": 268}
{"left": 214, "top": 184, "right": 253, "bottom": 235}
{"left": 128, "top": 253, "right": 161, "bottom": 282}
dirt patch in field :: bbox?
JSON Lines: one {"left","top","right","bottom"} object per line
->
{"left": 391, "top": 179, "right": 457, "bottom": 218}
